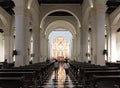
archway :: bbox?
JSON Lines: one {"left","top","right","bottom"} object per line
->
{"left": 39, "top": 6, "right": 81, "bottom": 29}
{"left": 39, "top": 8, "right": 80, "bottom": 61}
{"left": 49, "top": 30, "right": 72, "bottom": 60}
{"left": 115, "top": 27, "right": 120, "bottom": 62}
{"left": 0, "top": 29, "right": 4, "bottom": 62}
{"left": 43, "top": 20, "right": 77, "bottom": 60}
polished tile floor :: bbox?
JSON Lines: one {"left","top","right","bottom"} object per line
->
{"left": 40, "top": 64, "right": 82, "bottom": 88}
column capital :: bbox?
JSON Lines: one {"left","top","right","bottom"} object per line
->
{"left": 13, "top": 0, "right": 27, "bottom": 15}
{"left": 94, "top": 0, "right": 107, "bottom": 12}
{"left": 14, "top": 7, "right": 27, "bottom": 15}
{"left": 13, "top": 0, "right": 27, "bottom": 6}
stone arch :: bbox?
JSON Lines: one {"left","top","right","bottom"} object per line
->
{"left": 0, "top": 7, "right": 11, "bottom": 62}
{"left": 110, "top": 6, "right": 120, "bottom": 26}
{"left": 0, "top": 7, "right": 11, "bottom": 31}
{"left": 29, "top": 7, "right": 39, "bottom": 31}
{"left": 40, "top": 5, "right": 81, "bottom": 28}
{"left": 112, "top": 13, "right": 120, "bottom": 26}
{"left": 110, "top": 15, "right": 120, "bottom": 62}
{"left": 45, "top": 20, "right": 76, "bottom": 39}
{"left": 82, "top": 0, "right": 92, "bottom": 24}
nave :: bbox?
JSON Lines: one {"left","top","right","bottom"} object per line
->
{"left": 40, "top": 63, "right": 82, "bottom": 88}
{"left": 0, "top": 60, "right": 120, "bottom": 88}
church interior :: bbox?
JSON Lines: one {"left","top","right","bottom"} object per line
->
{"left": 0, "top": 0, "right": 120, "bottom": 88}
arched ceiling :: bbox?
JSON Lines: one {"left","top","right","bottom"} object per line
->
{"left": 38, "top": 0, "right": 84, "bottom": 4}
{"left": 106, "top": 0, "right": 120, "bottom": 14}
{"left": 38, "top": 0, "right": 120, "bottom": 15}
{"left": 45, "top": 20, "right": 76, "bottom": 38}
{"left": 0, "top": 0, "right": 15, "bottom": 15}
{"left": 48, "top": 11, "right": 73, "bottom": 16}
{"left": 0, "top": 0, "right": 120, "bottom": 15}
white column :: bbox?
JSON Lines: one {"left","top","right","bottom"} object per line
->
{"left": 44, "top": 38, "right": 46, "bottom": 59}
{"left": 33, "top": 26, "right": 39, "bottom": 63}
{"left": 92, "top": 0, "right": 106, "bottom": 65}
{"left": 91, "top": 10, "right": 97, "bottom": 64}
{"left": 76, "top": 27, "right": 81, "bottom": 61}
{"left": 33, "top": 29, "right": 39, "bottom": 63}
{"left": 82, "top": 26, "right": 88, "bottom": 62}
{"left": 24, "top": 14, "right": 30, "bottom": 65}
{"left": 48, "top": 39, "right": 50, "bottom": 59}
{"left": 4, "top": 31, "right": 11, "bottom": 63}
{"left": 44, "top": 38, "right": 48, "bottom": 58}
{"left": 71, "top": 38, "right": 74, "bottom": 60}
{"left": 73, "top": 37, "right": 77, "bottom": 60}
{"left": 40, "top": 29, "right": 45, "bottom": 62}
{"left": 111, "top": 27, "right": 117, "bottom": 62}
{"left": 107, "top": 26, "right": 111, "bottom": 62}
{"left": 39, "top": 29, "right": 42, "bottom": 62}
{"left": 14, "top": 1, "right": 27, "bottom": 66}
{"left": 96, "top": 8, "right": 106, "bottom": 65}
{"left": 43, "top": 36, "right": 48, "bottom": 61}
{"left": 0, "top": 32, "right": 4, "bottom": 62}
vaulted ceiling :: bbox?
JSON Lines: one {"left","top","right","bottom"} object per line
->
{"left": 38, "top": 0, "right": 84, "bottom": 4}
{"left": 106, "top": 0, "right": 120, "bottom": 14}
{"left": 0, "top": 0, "right": 120, "bottom": 15}
{"left": 0, "top": 0, "right": 15, "bottom": 15}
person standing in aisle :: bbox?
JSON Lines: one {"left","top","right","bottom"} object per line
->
{"left": 54, "top": 59, "right": 59, "bottom": 76}
{"left": 64, "top": 59, "right": 70, "bottom": 76}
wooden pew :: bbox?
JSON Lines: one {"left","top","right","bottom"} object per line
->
{"left": 79, "top": 67, "right": 119, "bottom": 79}
{"left": 0, "top": 68, "right": 46, "bottom": 86}
{"left": 69, "top": 61, "right": 120, "bottom": 88}
{"left": 90, "top": 75, "right": 120, "bottom": 88}
{"left": 82, "top": 70, "right": 120, "bottom": 87}
{"left": 106, "top": 62, "right": 120, "bottom": 67}
{"left": 0, "top": 71, "right": 36, "bottom": 88}
{"left": 0, "top": 77, "right": 24, "bottom": 88}
{"left": 0, "top": 62, "right": 54, "bottom": 87}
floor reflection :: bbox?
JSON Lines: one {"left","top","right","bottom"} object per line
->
{"left": 42, "top": 63, "right": 78, "bottom": 88}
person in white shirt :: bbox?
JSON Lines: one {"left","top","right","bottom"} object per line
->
{"left": 64, "top": 60, "right": 70, "bottom": 76}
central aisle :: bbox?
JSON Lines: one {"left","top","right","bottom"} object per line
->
{"left": 41, "top": 63, "right": 82, "bottom": 88}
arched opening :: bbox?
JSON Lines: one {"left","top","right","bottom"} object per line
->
{"left": 0, "top": 13, "right": 9, "bottom": 62}
{"left": 105, "top": 25, "right": 108, "bottom": 61}
{"left": 116, "top": 28, "right": 120, "bottom": 62}
{"left": 29, "top": 28, "right": 33, "bottom": 62}
{"left": 40, "top": 9, "right": 81, "bottom": 29}
{"left": 0, "top": 29, "right": 4, "bottom": 61}
{"left": 49, "top": 29, "right": 72, "bottom": 60}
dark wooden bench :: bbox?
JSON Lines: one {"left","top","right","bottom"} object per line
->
{"left": 0, "top": 62, "right": 54, "bottom": 87}
{"left": 79, "top": 67, "right": 119, "bottom": 79}
{"left": 69, "top": 61, "right": 120, "bottom": 88}
{"left": 91, "top": 75, "right": 120, "bottom": 88}
{"left": 69, "top": 61, "right": 101, "bottom": 79}
{"left": 82, "top": 70, "right": 120, "bottom": 87}
{"left": 106, "top": 62, "right": 120, "bottom": 67}
{"left": 0, "top": 69, "right": 44, "bottom": 86}
{"left": 0, "top": 71, "right": 36, "bottom": 88}
{"left": 0, "top": 77, "right": 24, "bottom": 88}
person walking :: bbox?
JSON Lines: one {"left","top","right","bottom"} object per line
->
{"left": 54, "top": 59, "right": 59, "bottom": 76}
{"left": 64, "top": 60, "right": 70, "bottom": 76}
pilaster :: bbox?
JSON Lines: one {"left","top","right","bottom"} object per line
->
{"left": 111, "top": 26, "right": 117, "bottom": 62}
{"left": 4, "top": 31, "right": 11, "bottom": 63}
{"left": 81, "top": 25, "right": 88, "bottom": 62}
